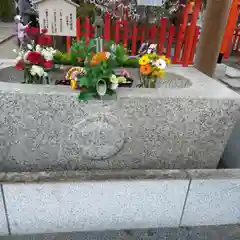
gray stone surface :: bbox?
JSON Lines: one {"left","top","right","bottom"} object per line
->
{"left": 181, "top": 170, "right": 240, "bottom": 226}
{"left": 3, "top": 179, "right": 189, "bottom": 234}
{"left": 1, "top": 225, "right": 240, "bottom": 239}
{"left": 0, "top": 169, "right": 188, "bottom": 183}
{"left": 219, "top": 76, "right": 240, "bottom": 89}
{"left": 226, "top": 66, "right": 240, "bottom": 78}
{"left": 0, "top": 22, "right": 16, "bottom": 44}
{"left": 0, "top": 66, "right": 240, "bottom": 171}
{"left": 221, "top": 116, "right": 240, "bottom": 168}
{"left": 0, "top": 186, "right": 8, "bottom": 235}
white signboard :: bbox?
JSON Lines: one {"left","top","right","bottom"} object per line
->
{"left": 36, "top": 0, "right": 78, "bottom": 36}
{"left": 137, "top": 0, "right": 167, "bottom": 6}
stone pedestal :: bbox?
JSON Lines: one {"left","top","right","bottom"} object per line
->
{"left": 0, "top": 66, "right": 239, "bottom": 172}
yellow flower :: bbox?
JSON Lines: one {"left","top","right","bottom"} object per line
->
{"left": 139, "top": 55, "right": 150, "bottom": 65}
{"left": 110, "top": 74, "right": 118, "bottom": 84}
{"left": 160, "top": 55, "right": 171, "bottom": 64}
{"left": 117, "top": 76, "right": 127, "bottom": 83}
{"left": 158, "top": 70, "right": 165, "bottom": 78}
{"left": 70, "top": 79, "right": 77, "bottom": 89}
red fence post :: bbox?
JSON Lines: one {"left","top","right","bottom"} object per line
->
{"left": 103, "top": 13, "right": 111, "bottom": 42}
{"left": 140, "top": 24, "right": 145, "bottom": 45}
{"left": 182, "top": 3, "right": 191, "bottom": 31}
{"left": 66, "top": 36, "right": 71, "bottom": 52}
{"left": 166, "top": 24, "right": 175, "bottom": 58}
{"left": 173, "top": 24, "right": 185, "bottom": 64}
{"left": 158, "top": 18, "right": 167, "bottom": 55}
{"left": 115, "top": 20, "right": 120, "bottom": 44}
{"left": 181, "top": 26, "right": 191, "bottom": 64}
{"left": 131, "top": 23, "right": 138, "bottom": 56}
{"left": 76, "top": 18, "right": 81, "bottom": 41}
{"left": 123, "top": 20, "right": 129, "bottom": 48}
{"left": 189, "top": 26, "right": 200, "bottom": 64}
{"left": 182, "top": 0, "right": 202, "bottom": 66}
{"left": 224, "top": 39, "right": 233, "bottom": 59}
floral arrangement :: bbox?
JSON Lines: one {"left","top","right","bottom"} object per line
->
{"left": 138, "top": 53, "right": 171, "bottom": 88}
{"left": 14, "top": 28, "right": 56, "bottom": 84}
{"left": 66, "top": 67, "right": 86, "bottom": 89}
{"left": 71, "top": 39, "right": 132, "bottom": 100}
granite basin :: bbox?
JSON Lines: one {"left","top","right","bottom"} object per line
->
{"left": 0, "top": 64, "right": 239, "bottom": 172}
{"left": 0, "top": 66, "right": 192, "bottom": 89}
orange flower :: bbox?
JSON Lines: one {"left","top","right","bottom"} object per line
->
{"left": 90, "top": 52, "right": 109, "bottom": 65}
{"left": 140, "top": 64, "right": 151, "bottom": 75}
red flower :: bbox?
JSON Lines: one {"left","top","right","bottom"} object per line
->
{"left": 37, "top": 35, "right": 52, "bottom": 46}
{"left": 41, "top": 28, "right": 48, "bottom": 34}
{"left": 25, "top": 26, "right": 39, "bottom": 35}
{"left": 26, "top": 51, "right": 44, "bottom": 65}
{"left": 43, "top": 60, "right": 53, "bottom": 69}
{"left": 15, "top": 60, "right": 24, "bottom": 70}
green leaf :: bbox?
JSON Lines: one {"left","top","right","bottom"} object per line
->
{"left": 87, "top": 39, "right": 96, "bottom": 52}
{"left": 78, "top": 91, "right": 91, "bottom": 101}
{"left": 78, "top": 76, "right": 90, "bottom": 87}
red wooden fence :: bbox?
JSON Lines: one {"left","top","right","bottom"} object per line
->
{"left": 66, "top": 0, "right": 202, "bottom": 67}
{"left": 225, "top": 27, "right": 240, "bottom": 59}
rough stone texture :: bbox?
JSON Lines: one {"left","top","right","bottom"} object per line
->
{"left": 0, "top": 66, "right": 240, "bottom": 171}
{"left": 3, "top": 179, "right": 189, "bottom": 234}
{"left": 2, "top": 225, "right": 240, "bottom": 239}
{"left": 0, "top": 185, "right": 8, "bottom": 235}
{"left": 0, "top": 169, "right": 188, "bottom": 183}
{"left": 181, "top": 170, "right": 240, "bottom": 227}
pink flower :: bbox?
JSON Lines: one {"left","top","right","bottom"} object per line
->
{"left": 120, "top": 69, "right": 130, "bottom": 78}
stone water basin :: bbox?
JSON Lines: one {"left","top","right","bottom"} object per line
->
{"left": 0, "top": 65, "right": 239, "bottom": 172}
{"left": 0, "top": 66, "right": 192, "bottom": 89}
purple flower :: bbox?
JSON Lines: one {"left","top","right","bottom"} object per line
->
{"left": 120, "top": 69, "right": 130, "bottom": 78}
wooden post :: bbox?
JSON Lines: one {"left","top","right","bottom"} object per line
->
{"left": 195, "top": 0, "right": 232, "bottom": 77}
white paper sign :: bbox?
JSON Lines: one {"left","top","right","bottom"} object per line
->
{"left": 137, "top": 0, "right": 167, "bottom": 6}
{"left": 37, "top": 0, "right": 78, "bottom": 36}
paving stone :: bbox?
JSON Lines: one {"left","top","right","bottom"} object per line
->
{"left": 226, "top": 66, "right": 240, "bottom": 78}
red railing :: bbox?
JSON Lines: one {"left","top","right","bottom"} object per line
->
{"left": 225, "top": 27, "right": 240, "bottom": 59}
{"left": 65, "top": 0, "right": 202, "bottom": 66}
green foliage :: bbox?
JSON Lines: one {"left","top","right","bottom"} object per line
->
{"left": 115, "top": 44, "right": 128, "bottom": 67}
{"left": 69, "top": 39, "right": 88, "bottom": 66}
{"left": 78, "top": 39, "right": 118, "bottom": 101}
{"left": 123, "top": 57, "right": 139, "bottom": 68}
{"left": 53, "top": 51, "right": 73, "bottom": 65}
{"left": 0, "top": 0, "right": 15, "bottom": 21}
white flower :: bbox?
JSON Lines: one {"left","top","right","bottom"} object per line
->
{"left": 23, "top": 51, "right": 31, "bottom": 62}
{"left": 154, "top": 59, "right": 167, "bottom": 70}
{"left": 30, "top": 65, "right": 45, "bottom": 77}
{"left": 13, "top": 49, "right": 17, "bottom": 53}
{"left": 27, "top": 44, "right": 33, "bottom": 50}
{"left": 111, "top": 83, "right": 118, "bottom": 90}
{"left": 105, "top": 52, "right": 111, "bottom": 59}
{"left": 43, "top": 71, "right": 48, "bottom": 77}
{"left": 15, "top": 56, "right": 22, "bottom": 63}
{"left": 41, "top": 49, "right": 54, "bottom": 61}
{"left": 36, "top": 45, "right": 41, "bottom": 52}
